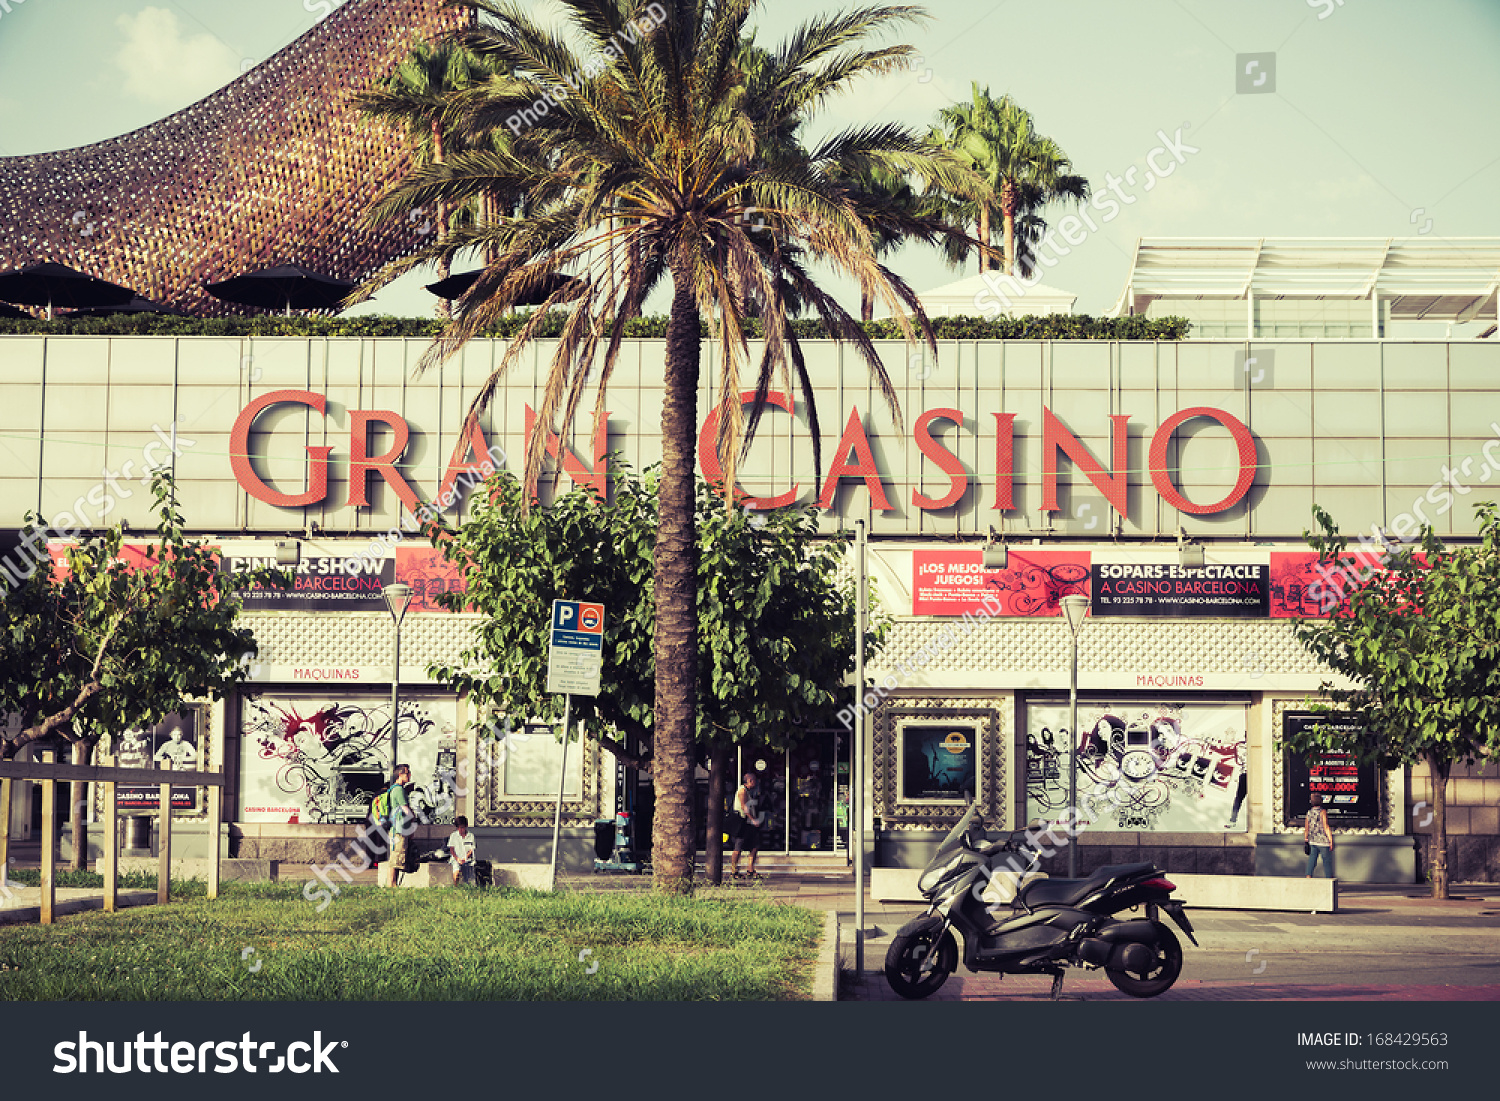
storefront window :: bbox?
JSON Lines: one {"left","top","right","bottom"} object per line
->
{"left": 501, "top": 723, "right": 581, "bottom": 799}
{"left": 897, "top": 722, "right": 979, "bottom": 803}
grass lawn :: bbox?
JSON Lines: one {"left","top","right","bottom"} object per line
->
{"left": 0, "top": 882, "right": 822, "bottom": 1001}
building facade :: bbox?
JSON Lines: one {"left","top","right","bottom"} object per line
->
{"left": 2, "top": 331, "right": 1497, "bottom": 881}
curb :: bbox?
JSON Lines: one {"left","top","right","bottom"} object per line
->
{"left": 813, "top": 909, "right": 839, "bottom": 1001}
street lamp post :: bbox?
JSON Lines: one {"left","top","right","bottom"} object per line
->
{"left": 1059, "top": 593, "right": 1089, "bottom": 878}
{"left": 382, "top": 584, "right": 414, "bottom": 769}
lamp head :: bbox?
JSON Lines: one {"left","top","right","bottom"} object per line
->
{"left": 382, "top": 583, "right": 414, "bottom": 625}
{"left": 1059, "top": 593, "right": 1089, "bottom": 636}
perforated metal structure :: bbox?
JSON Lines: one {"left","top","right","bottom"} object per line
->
{"left": 0, "top": 0, "right": 471, "bottom": 317}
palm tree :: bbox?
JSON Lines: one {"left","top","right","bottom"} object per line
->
{"left": 359, "top": 0, "right": 978, "bottom": 893}
{"left": 929, "top": 84, "right": 1088, "bottom": 276}
{"left": 355, "top": 41, "right": 507, "bottom": 309}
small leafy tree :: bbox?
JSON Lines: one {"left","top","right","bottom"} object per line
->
{"left": 428, "top": 469, "right": 884, "bottom": 885}
{"left": 1287, "top": 503, "right": 1500, "bottom": 898}
{"left": 0, "top": 473, "right": 287, "bottom": 865}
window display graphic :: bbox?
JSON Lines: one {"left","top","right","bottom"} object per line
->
{"left": 239, "top": 694, "right": 457, "bottom": 824}
{"left": 115, "top": 710, "right": 202, "bottom": 811}
{"left": 1025, "top": 702, "right": 1248, "bottom": 832}
{"left": 899, "top": 724, "right": 978, "bottom": 801}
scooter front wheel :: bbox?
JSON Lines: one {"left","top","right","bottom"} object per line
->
{"left": 1105, "top": 923, "right": 1182, "bottom": 998}
{"left": 885, "top": 927, "right": 958, "bottom": 999}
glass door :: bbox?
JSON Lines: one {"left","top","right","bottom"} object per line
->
{"left": 788, "top": 738, "right": 833, "bottom": 851}
{"left": 735, "top": 746, "right": 786, "bottom": 853}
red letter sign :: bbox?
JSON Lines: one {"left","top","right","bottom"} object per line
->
{"left": 817, "top": 408, "right": 893, "bottom": 511}
{"left": 1041, "top": 408, "right": 1130, "bottom": 517}
{"left": 698, "top": 390, "right": 800, "bottom": 508}
{"left": 911, "top": 408, "right": 967, "bottom": 510}
{"left": 347, "top": 410, "right": 423, "bottom": 513}
{"left": 230, "top": 389, "right": 333, "bottom": 508}
{"left": 1149, "top": 407, "right": 1258, "bottom": 515}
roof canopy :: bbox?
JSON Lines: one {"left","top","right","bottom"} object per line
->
{"left": 877, "top": 271, "right": 1077, "bottom": 319}
{"left": 1115, "top": 237, "right": 1500, "bottom": 325}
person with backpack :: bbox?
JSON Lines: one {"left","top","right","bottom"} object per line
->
{"left": 376, "top": 764, "right": 412, "bottom": 887}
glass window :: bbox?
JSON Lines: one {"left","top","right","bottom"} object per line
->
{"left": 502, "top": 722, "right": 581, "bottom": 798}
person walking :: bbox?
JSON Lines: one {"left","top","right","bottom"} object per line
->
{"left": 1304, "top": 792, "right": 1335, "bottom": 878}
{"left": 728, "top": 772, "right": 766, "bottom": 880}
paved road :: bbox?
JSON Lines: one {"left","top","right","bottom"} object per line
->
{"left": 840, "top": 900, "right": 1500, "bottom": 1001}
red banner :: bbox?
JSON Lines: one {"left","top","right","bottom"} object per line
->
{"left": 912, "top": 550, "right": 1091, "bottom": 616}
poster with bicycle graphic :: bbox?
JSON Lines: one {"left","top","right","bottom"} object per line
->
{"left": 1024, "top": 701, "right": 1248, "bottom": 832}
{"left": 237, "top": 693, "right": 458, "bottom": 824}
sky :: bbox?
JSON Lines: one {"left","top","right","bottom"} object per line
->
{"left": 0, "top": 0, "right": 1496, "bottom": 318}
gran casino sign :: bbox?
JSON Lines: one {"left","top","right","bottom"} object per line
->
{"left": 230, "top": 389, "right": 1259, "bottom": 520}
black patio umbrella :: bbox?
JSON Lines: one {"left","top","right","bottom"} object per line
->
{"left": 0, "top": 262, "right": 137, "bottom": 320}
{"left": 62, "top": 295, "right": 185, "bottom": 319}
{"left": 204, "top": 265, "right": 357, "bottom": 316}
{"left": 426, "top": 269, "right": 582, "bottom": 306}
{"left": 0, "top": 302, "right": 30, "bottom": 319}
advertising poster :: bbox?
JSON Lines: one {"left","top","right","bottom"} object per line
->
{"left": 1025, "top": 701, "right": 1248, "bottom": 832}
{"left": 220, "top": 555, "right": 395, "bottom": 611}
{"left": 899, "top": 724, "right": 977, "bottom": 801}
{"left": 912, "top": 550, "right": 1090, "bottom": 616}
{"left": 238, "top": 693, "right": 457, "bottom": 824}
{"left": 115, "top": 710, "right": 202, "bottom": 812}
{"left": 1283, "top": 711, "right": 1381, "bottom": 826}
{"left": 1091, "top": 563, "right": 1269, "bottom": 617}
{"left": 395, "top": 545, "right": 468, "bottom": 612}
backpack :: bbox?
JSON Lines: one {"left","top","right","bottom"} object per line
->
{"left": 371, "top": 785, "right": 393, "bottom": 824}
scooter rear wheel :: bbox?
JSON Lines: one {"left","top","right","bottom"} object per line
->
{"left": 1104, "top": 923, "right": 1182, "bottom": 998}
{"left": 885, "top": 927, "right": 959, "bottom": 999}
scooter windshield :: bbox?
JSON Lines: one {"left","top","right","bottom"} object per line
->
{"left": 923, "top": 801, "right": 980, "bottom": 876}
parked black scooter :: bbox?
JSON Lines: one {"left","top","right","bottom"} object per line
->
{"left": 885, "top": 801, "right": 1198, "bottom": 1000}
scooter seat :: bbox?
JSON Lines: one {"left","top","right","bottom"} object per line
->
{"left": 1018, "top": 863, "right": 1156, "bottom": 907}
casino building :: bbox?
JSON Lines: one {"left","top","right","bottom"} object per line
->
{"left": 3, "top": 237, "right": 1499, "bottom": 883}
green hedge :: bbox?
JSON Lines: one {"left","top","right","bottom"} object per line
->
{"left": 0, "top": 312, "right": 1189, "bottom": 341}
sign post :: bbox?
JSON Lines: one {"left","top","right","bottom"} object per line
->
{"left": 546, "top": 600, "right": 605, "bottom": 890}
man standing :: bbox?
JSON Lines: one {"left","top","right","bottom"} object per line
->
{"left": 729, "top": 772, "right": 766, "bottom": 880}
{"left": 380, "top": 764, "right": 412, "bottom": 888}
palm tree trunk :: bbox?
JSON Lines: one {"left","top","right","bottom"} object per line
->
{"left": 977, "top": 203, "right": 992, "bottom": 274}
{"left": 705, "top": 743, "right": 729, "bottom": 885}
{"left": 1001, "top": 182, "right": 1016, "bottom": 277}
{"left": 1427, "top": 750, "right": 1450, "bottom": 900}
{"left": 651, "top": 268, "right": 702, "bottom": 894}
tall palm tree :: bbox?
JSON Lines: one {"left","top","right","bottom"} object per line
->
{"left": 929, "top": 84, "right": 1088, "bottom": 276}
{"left": 359, "top": 0, "right": 979, "bottom": 893}
{"left": 355, "top": 41, "right": 508, "bottom": 308}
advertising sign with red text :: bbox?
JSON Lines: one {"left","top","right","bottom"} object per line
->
{"left": 912, "top": 550, "right": 1090, "bottom": 616}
